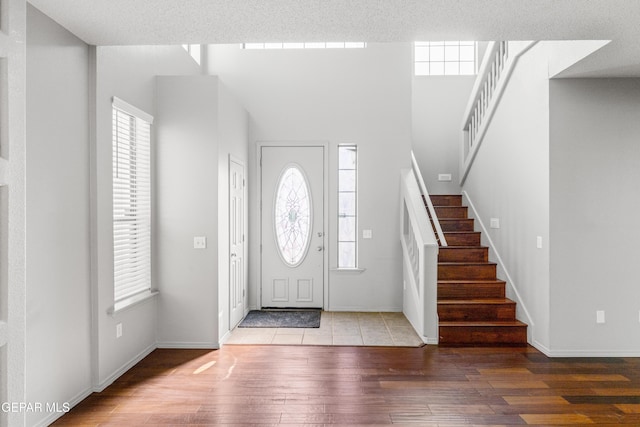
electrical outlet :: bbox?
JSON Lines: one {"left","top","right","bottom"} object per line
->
{"left": 490, "top": 218, "right": 500, "bottom": 229}
{"left": 596, "top": 310, "right": 605, "bottom": 324}
{"left": 116, "top": 323, "right": 123, "bottom": 338}
{"left": 363, "top": 229, "right": 372, "bottom": 239}
{"left": 194, "top": 236, "right": 207, "bottom": 249}
{"left": 438, "top": 174, "right": 452, "bottom": 182}
{"left": 536, "top": 236, "right": 543, "bottom": 249}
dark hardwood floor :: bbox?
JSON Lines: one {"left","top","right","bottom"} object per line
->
{"left": 54, "top": 345, "right": 640, "bottom": 426}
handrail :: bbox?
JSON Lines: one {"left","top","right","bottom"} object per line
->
{"left": 460, "top": 41, "right": 537, "bottom": 185}
{"left": 400, "top": 169, "right": 439, "bottom": 344}
{"left": 410, "top": 151, "right": 447, "bottom": 247}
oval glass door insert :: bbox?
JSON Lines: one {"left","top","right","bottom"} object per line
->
{"left": 274, "top": 165, "right": 312, "bottom": 266}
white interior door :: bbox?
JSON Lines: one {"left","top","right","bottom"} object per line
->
{"left": 261, "top": 146, "right": 324, "bottom": 308}
{"left": 229, "top": 158, "right": 246, "bottom": 328}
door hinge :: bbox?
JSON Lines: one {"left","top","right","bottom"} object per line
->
{"left": 242, "top": 234, "right": 245, "bottom": 242}
{"left": 243, "top": 289, "right": 245, "bottom": 297}
{"left": 243, "top": 178, "right": 245, "bottom": 187}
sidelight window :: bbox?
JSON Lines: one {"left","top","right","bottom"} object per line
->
{"left": 337, "top": 145, "right": 358, "bottom": 268}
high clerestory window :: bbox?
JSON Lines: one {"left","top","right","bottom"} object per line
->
{"left": 414, "top": 41, "right": 477, "bottom": 76}
{"left": 182, "top": 44, "right": 201, "bottom": 65}
{"left": 243, "top": 42, "right": 366, "bottom": 50}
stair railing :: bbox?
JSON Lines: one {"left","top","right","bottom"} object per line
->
{"left": 400, "top": 168, "right": 439, "bottom": 344}
{"left": 460, "top": 41, "right": 537, "bottom": 184}
{"left": 411, "top": 151, "right": 447, "bottom": 247}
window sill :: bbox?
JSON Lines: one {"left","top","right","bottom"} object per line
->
{"left": 108, "top": 290, "right": 159, "bottom": 316}
{"left": 331, "top": 268, "right": 366, "bottom": 274}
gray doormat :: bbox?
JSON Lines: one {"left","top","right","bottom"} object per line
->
{"left": 238, "top": 310, "right": 321, "bottom": 328}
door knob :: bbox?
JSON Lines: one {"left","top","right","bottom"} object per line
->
{"left": 231, "top": 253, "right": 237, "bottom": 257}
{"left": 317, "top": 246, "right": 324, "bottom": 251}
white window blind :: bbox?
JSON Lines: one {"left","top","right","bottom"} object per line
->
{"left": 112, "top": 97, "right": 153, "bottom": 303}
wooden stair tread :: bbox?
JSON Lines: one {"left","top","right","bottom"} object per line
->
{"left": 438, "top": 262, "right": 497, "bottom": 266}
{"left": 438, "top": 280, "right": 506, "bottom": 286}
{"left": 443, "top": 232, "right": 481, "bottom": 238}
{"left": 439, "top": 320, "right": 527, "bottom": 327}
{"left": 439, "top": 245, "right": 487, "bottom": 249}
{"left": 438, "top": 299, "right": 515, "bottom": 305}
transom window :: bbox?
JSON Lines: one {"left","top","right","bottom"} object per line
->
{"left": 243, "top": 42, "right": 366, "bottom": 50}
{"left": 181, "top": 44, "right": 201, "bottom": 65}
{"left": 414, "top": 41, "right": 477, "bottom": 76}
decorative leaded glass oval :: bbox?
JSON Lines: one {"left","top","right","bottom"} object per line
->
{"left": 274, "top": 165, "right": 312, "bottom": 266}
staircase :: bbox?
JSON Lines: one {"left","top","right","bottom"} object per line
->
{"left": 429, "top": 195, "right": 527, "bottom": 346}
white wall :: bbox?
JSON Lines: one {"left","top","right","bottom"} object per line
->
{"left": 412, "top": 76, "right": 475, "bottom": 194}
{"left": 155, "top": 76, "right": 219, "bottom": 348}
{"left": 461, "top": 43, "right": 552, "bottom": 350}
{"left": 208, "top": 43, "right": 412, "bottom": 312}
{"left": 26, "top": 6, "right": 91, "bottom": 426}
{"left": 549, "top": 78, "right": 640, "bottom": 355}
{"left": 1, "top": 0, "right": 26, "bottom": 424}
{"left": 155, "top": 76, "right": 248, "bottom": 346}
{"left": 93, "top": 46, "right": 201, "bottom": 386}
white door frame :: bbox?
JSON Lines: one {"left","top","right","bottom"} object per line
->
{"left": 257, "top": 141, "right": 329, "bottom": 310}
{"left": 229, "top": 154, "right": 248, "bottom": 328}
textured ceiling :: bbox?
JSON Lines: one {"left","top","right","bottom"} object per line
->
{"left": 27, "top": 0, "right": 640, "bottom": 77}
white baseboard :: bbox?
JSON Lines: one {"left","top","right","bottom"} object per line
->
{"left": 33, "top": 386, "right": 94, "bottom": 427}
{"left": 156, "top": 342, "right": 218, "bottom": 349}
{"left": 93, "top": 343, "right": 156, "bottom": 392}
{"left": 424, "top": 337, "right": 439, "bottom": 345}
{"left": 535, "top": 338, "right": 640, "bottom": 357}
{"left": 532, "top": 339, "right": 552, "bottom": 356}
{"left": 219, "top": 330, "right": 232, "bottom": 346}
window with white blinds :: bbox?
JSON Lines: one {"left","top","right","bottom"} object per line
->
{"left": 112, "top": 97, "right": 153, "bottom": 303}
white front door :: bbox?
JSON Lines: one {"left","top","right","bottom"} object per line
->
{"left": 229, "top": 158, "right": 246, "bottom": 328}
{"left": 261, "top": 146, "right": 324, "bottom": 308}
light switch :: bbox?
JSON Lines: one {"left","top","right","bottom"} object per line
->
{"left": 438, "top": 174, "right": 452, "bottom": 182}
{"left": 596, "top": 310, "right": 605, "bottom": 324}
{"left": 536, "top": 236, "right": 543, "bottom": 249}
{"left": 490, "top": 218, "right": 500, "bottom": 229}
{"left": 363, "top": 229, "right": 372, "bottom": 239}
{"left": 194, "top": 236, "right": 207, "bottom": 249}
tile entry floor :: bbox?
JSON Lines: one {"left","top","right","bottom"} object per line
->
{"left": 225, "top": 311, "right": 424, "bottom": 347}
